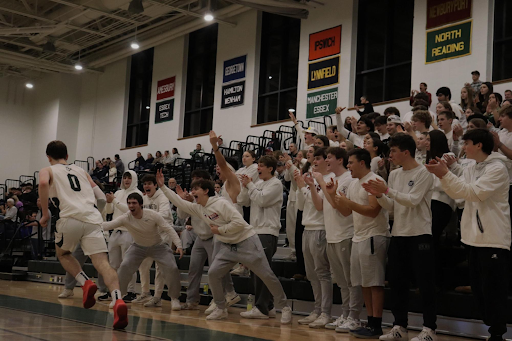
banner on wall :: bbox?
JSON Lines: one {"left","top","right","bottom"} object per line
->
{"left": 221, "top": 81, "right": 245, "bottom": 109}
{"left": 156, "top": 76, "right": 175, "bottom": 101}
{"left": 425, "top": 20, "right": 472, "bottom": 64}
{"left": 309, "top": 26, "right": 342, "bottom": 61}
{"left": 426, "top": 0, "right": 472, "bottom": 29}
{"left": 223, "top": 55, "right": 246, "bottom": 83}
{"left": 155, "top": 98, "right": 174, "bottom": 124}
{"left": 306, "top": 87, "right": 338, "bottom": 119}
{"left": 307, "top": 56, "right": 339, "bottom": 90}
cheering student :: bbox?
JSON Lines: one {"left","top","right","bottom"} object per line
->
{"left": 426, "top": 129, "right": 511, "bottom": 341}
{"left": 363, "top": 133, "right": 437, "bottom": 341}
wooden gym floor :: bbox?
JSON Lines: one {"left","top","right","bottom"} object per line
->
{"left": 0, "top": 280, "right": 479, "bottom": 341}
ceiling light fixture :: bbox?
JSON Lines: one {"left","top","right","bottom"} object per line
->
{"left": 25, "top": 82, "right": 34, "bottom": 89}
{"left": 204, "top": 0, "right": 214, "bottom": 22}
{"left": 74, "top": 63, "right": 83, "bottom": 70}
{"left": 131, "top": 41, "right": 140, "bottom": 50}
{"left": 128, "top": 0, "right": 144, "bottom": 15}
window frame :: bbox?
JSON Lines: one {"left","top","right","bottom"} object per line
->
{"left": 492, "top": 0, "right": 512, "bottom": 82}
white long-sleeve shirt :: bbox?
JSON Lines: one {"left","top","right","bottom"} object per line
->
{"left": 322, "top": 172, "right": 354, "bottom": 243}
{"left": 376, "top": 164, "right": 434, "bottom": 237}
{"left": 297, "top": 172, "right": 334, "bottom": 230}
{"left": 440, "top": 153, "right": 512, "bottom": 250}
{"left": 102, "top": 209, "right": 182, "bottom": 248}
{"left": 294, "top": 123, "right": 314, "bottom": 149}
{"left": 143, "top": 188, "right": 172, "bottom": 223}
{"left": 238, "top": 177, "right": 283, "bottom": 237}
{"left": 336, "top": 112, "right": 364, "bottom": 147}
{"left": 105, "top": 170, "right": 141, "bottom": 232}
{"left": 160, "top": 186, "right": 255, "bottom": 245}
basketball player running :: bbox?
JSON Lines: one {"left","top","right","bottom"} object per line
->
{"left": 39, "top": 140, "right": 127, "bottom": 330}
{"left": 155, "top": 170, "right": 292, "bottom": 323}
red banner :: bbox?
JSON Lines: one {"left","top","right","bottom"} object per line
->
{"left": 309, "top": 26, "right": 341, "bottom": 61}
{"left": 156, "top": 76, "right": 175, "bottom": 101}
{"left": 427, "top": 0, "right": 472, "bottom": 29}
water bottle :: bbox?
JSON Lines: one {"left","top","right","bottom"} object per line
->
{"left": 203, "top": 284, "right": 209, "bottom": 295}
{"left": 247, "top": 294, "right": 253, "bottom": 311}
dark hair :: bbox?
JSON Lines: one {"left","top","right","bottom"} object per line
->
{"left": 436, "top": 86, "right": 452, "bottom": 100}
{"left": 156, "top": 151, "right": 162, "bottom": 157}
{"left": 326, "top": 147, "right": 348, "bottom": 168}
{"left": 462, "top": 129, "right": 494, "bottom": 155}
{"left": 438, "top": 110, "right": 455, "bottom": 120}
{"left": 369, "top": 137, "right": 387, "bottom": 157}
{"left": 173, "top": 148, "right": 179, "bottom": 154}
{"left": 414, "top": 92, "right": 430, "bottom": 105}
{"left": 314, "top": 135, "right": 330, "bottom": 147}
{"left": 141, "top": 175, "right": 157, "bottom": 186}
{"left": 358, "top": 117, "right": 375, "bottom": 132}
{"left": 127, "top": 192, "right": 143, "bottom": 205}
{"left": 226, "top": 157, "right": 239, "bottom": 170}
{"left": 365, "top": 112, "right": 381, "bottom": 121}
{"left": 122, "top": 171, "right": 132, "bottom": 179}
{"left": 348, "top": 149, "right": 371, "bottom": 169}
{"left": 420, "top": 82, "right": 428, "bottom": 88}
{"left": 191, "top": 169, "right": 211, "bottom": 180}
{"left": 115, "top": 154, "right": 120, "bottom": 158}
{"left": 499, "top": 105, "right": 512, "bottom": 119}
{"left": 412, "top": 110, "right": 432, "bottom": 128}
{"left": 461, "top": 86, "right": 475, "bottom": 111}
{"left": 374, "top": 116, "right": 387, "bottom": 126}
{"left": 328, "top": 125, "right": 338, "bottom": 132}
{"left": 412, "top": 104, "right": 428, "bottom": 112}
{"left": 384, "top": 107, "right": 400, "bottom": 117}
{"left": 344, "top": 117, "right": 353, "bottom": 132}
{"left": 313, "top": 147, "right": 328, "bottom": 159}
{"left": 389, "top": 133, "right": 416, "bottom": 158}
{"left": 492, "top": 92, "right": 503, "bottom": 106}
{"left": 467, "top": 113, "right": 488, "bottom": 124}
{"left": 258, "top": 155, "right": 278, "bottom": 175}
{"left": 190, "top": 179, "right": 216, "bottom": 197}
{"left": 468, "top": 118, "right": 487, "bottom": 129}
{"left": 244, "top": 150, "right": 257, "bottom": 162}
{"left": 367, "top": 132, "right": 380, "bottom": 140}
{"left": 479, "top": 82, "right": 494, "bottom": 109}
{"left": 438, "top": 101, "right": 452, "bottom": 112}
{"left": 427, "top": 130, "right": 450, "bottom": 162}
{"left": 46, "top": 140, "right": 68, "bottom": 160}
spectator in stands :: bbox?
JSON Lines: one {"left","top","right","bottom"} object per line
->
{"left": 386, "top": 115, "right": 403, "bottom": 137}
{"left": 11, "top": 195, "right": 23, "bottom": 210}
{"left": 355, "top": 96, "right": 374, "bottom": 115}
{"left": 374, "top": 116, "right": 389, "bottom": 142}
{"left": 289, "top": 143, "right": 298, "bottom": 158}
{"left": 364, "top": 136, "right": 385, "bottom": 174}
{"left": 475, "top": 82, "right": 493, "bottom": 114}
{"left": 491, "top": 106, "right": 512, "bottom": 166}
{"left": 344, "top": 117, "right": 353, "bottom": 132}
{"left": 0, "top": 198, "right": 17, "bottom": 223}
{"left": 415, "top": 132, "right": 429, "bottom": 165}
{"left": 314, "top": 135, "right": 330, "bottom": 148}
{"left": 289, "top": 111, "right": 318, "bottom": 148}
{"left": 383, "top": 107, "right": 400, "bottom": 117}
{"left": 505, "top": 90, "right": 512, "bottom": 101}
{"left": 465, "top": 70, "right": 482, "bottom": 95}
{"left": 153, "top": 151, "right": 164, "bottom": 164}
{"left": 337, "top": 107, "right": 374, "bottom": 148}
{"left": 92, "top": 160, "right": 108, "bottom": 181}
{"left": 21, "top": 183, "right": 37, "bottom": 205}
{"left": 108, "top": 161, "right": 117, "bottom": 183}
{"left": 214, "top": 183, "right": 222, "bottom": 194}
{"left": 146, "top": 153, "right": 155, "bottom": 165}
{"left": 190, "top": 144, "right": 205, "bottom": 159}
{"left": 460, "top": 86, "right": 475, "bottom": 111}
{"left": 410, "top": 82, "right": 432, "bottom": 107}
{"left": 115, "top": 154, "right": 125, "bottom": 175}
{"left": 410, "top": 110, "right": 432, "bottom": 137}
{"left": 134, "top": 152, "right": 145, "bottom": 169}
{"left": 485, "top": 93, "right": 503, "bottom": 128}
{"left": 167, "top": 148, "right": 181, "bottom": 165}
{"left": 163, "top": 150, "right": 171, "bottom": 163}
{"left": 436, "top": 87, "right": 464, "bottom": 119}
{"left": 26, "top": 198, "right": 52, "bottom": 258}
{"left": 168, "top": 178, "right": 177, "bottom": 191}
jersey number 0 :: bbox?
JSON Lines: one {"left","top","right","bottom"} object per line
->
{"left": 67, "top": 174, "right": 81, "bottom": 192}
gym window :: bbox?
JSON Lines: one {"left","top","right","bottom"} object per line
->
{"left": 355, "top": 0, "right": 414, "bottom": 104}
{"left": 257, "top": 12, "right": 300, "bottom": 124}
{"left": 183, "top": 24, "right": 218, "bottom": 137}
{"left": 126, "top": 48, "right": 154, "bottom": 148}
{"left": 493, "top": 0, "right": 512, "bottom": 82}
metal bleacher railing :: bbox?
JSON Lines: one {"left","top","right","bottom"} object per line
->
{"left": 74, "top": 160, "right": 90, "bottom": 172}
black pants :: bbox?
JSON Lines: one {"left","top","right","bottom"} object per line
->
{"left": 388, "top": 235, "right": 437, "bottom": 330}
{"left": 243, "top": 206, "right": 251, "bottom": 224}
{"left": 294, "top": 210, "right": 306, "bottom": 276}
{"left": 252, "top": 234, "right": 278, "bottom": 315}
{"left": 431, "top": 200, "right": 453, "bottom": 287}
{"left": 469, "top": 246, "right": 510, "bottom": 339}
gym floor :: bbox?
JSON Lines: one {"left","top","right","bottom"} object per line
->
{"left": 0, "top": 280, "right": 476, "bottom": 341}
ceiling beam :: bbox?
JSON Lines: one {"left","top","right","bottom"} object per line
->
{"left": 49, "top": 0, "right": 140, "bottom": 25}
{"left": 0, "top": 26, "right": 58, "bottom": 36}
{"left": 0, "top": 12, "right": 13, "bottom": 26}
{"left": 19, "top": 0, "right": 32, "bottom": 13}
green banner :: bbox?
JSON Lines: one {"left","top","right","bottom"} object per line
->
{"left": 426, "top": 20, "right": 472, "bottom": 64}
{"left": 307, "top": 87, "right": 338, "bottom": 119}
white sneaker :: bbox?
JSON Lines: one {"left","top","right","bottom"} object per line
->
{"left": 132, "top": 292, "right": 152, "bottom": 304}
{"left": 144, "top": 297, "right": 162, "bottom": 307}
{"left": 225, "top": 292, "right": 241, "bottom": 307}
{"left": 230, "top": 266, "right": 250, "bottom": 277}
{"left": 411, "top": 327, "right": 436, "bottom": 341}
{"left": 206, "top": 307, "right": 228, "bottom": 320}
{"left": 380, "top": 325, "right": 409, "bottom": 341}
{"left": 286, "top": 251, "right": 297, "bottom": 261}
{"left": 204, "top": 300, "right": 217, "bottom": 315}
{"left": 182, "top": 302, "right": 200, "bottom": 310}
{"left": 58, "top": 289, "right": 74, "bottom": 298}
{"left": 240, "top": 307, "right": 269, "bottom": 319}
{"left": 280, "top": 306, "right": 292, "bottom": 325}
{"left": 336, "top": 317, "right": 361, "bottom": 333}
{"left": 298, "top": 312, "right": 319, "bottom": 325}
{"left": 326, "top": 316, "right": 346, "bottom": 330}
{"left": 309, "top": 313, "right": 332, "bottom": 329}
{"left": 268, "top": 308, "right": 276, "bottom": 318}
{"left": 171, "top": 298, "right": 181, "bottom": 311}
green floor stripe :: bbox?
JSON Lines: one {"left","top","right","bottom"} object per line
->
{"left": 0, "top": 294, "right": 266, "bottom": 341}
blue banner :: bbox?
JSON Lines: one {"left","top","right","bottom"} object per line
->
{"left": 223, "top": 55, "right": 246, "bottom": 83}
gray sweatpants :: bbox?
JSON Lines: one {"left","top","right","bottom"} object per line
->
{"left": 118, "top": 243, "right": 181, "bottom": 299}
{"left": 186, "top": 237, "right": 235, "bottom": 304}
{"left": 327, "top": 239, "right": 363, "bottom": 320}
{"left": 286, "top": 200, "right": 297, "bottom": 252}
{"left": 208, "top": 234, "right": 287, "bottom": 310}
{"left": 181, "top": 229, "right": 197, "bottom": 249}
{"left": 252, "top": 234, "right": 278, "bottom": 315}
{"left": 108, "top": 230, "right": 137, "bottom": 293}
{"left": 303, "top": 229, "right": 332, "bottom": 315}
{"left": 64, "top": 244, "right": 107, "bottom": 292}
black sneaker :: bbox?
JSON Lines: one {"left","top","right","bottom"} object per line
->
{"left": 97, "top": 292, "right": 111, "bottom": 301}
{"left": 351, "top": 326, "right": 383, "bottom": 339}
{"left": 122, "top": 292, "right": 137, "bottom": 303}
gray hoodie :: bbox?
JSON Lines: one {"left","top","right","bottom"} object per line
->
{"left": 105, "top": 170, "right": 142, "bottom": 232}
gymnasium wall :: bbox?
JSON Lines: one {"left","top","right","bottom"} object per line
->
{"left": 3, "top": 0, "right": 511, "bottom": 180}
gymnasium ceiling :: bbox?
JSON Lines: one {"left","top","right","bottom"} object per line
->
{"left": 0, "top": 0, "right": 321, "bottom": 79}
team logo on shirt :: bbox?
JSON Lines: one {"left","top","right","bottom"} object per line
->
{"left": 66, "top": 166, "right": 72, "bottom": 172}
{"left": 207, "top": 213, "right": 219, "bottom": 220}
{"left": 340, "top": 186, "right": 348, "bottom": 195}
{"left": 408, "top": 180, "right": 415, "bottom": 187}
{"left": 143, "top": 204, "right": 158, "bottom": 210}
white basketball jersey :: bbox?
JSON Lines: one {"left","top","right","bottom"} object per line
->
{"left": 49, "top": 164, "right": 103, "bottom": 225}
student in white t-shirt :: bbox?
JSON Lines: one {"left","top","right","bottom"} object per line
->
{"left": 363, "top": 133, "right": 436, "bottom": 341}
{"left": 331, "top": 149, "right": 390, "bottom": 338}
{"left": 311, "top": 147, "right": 364, "bottom": 332}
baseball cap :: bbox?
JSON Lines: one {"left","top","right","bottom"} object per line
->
{"left": 387, "top": 115, "right": 402, "bottom": 124}
{"left": 304, "top": 127, "right": 319, "bottom": 135}
{"left": 471, "top": 70, "right": 480, "bottom": 76}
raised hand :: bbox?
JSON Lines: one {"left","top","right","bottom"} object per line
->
{"left": 425, "top": 158, "right": 449, "bottom": 178}
{"left": 156, "top": 169, "right": 165, "bottom": 188}
{"left": 362, "top": 178, "right": 387, "bottom": 196}
{"left": 335, "top": 107, "right": 347, "bottom": 115}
